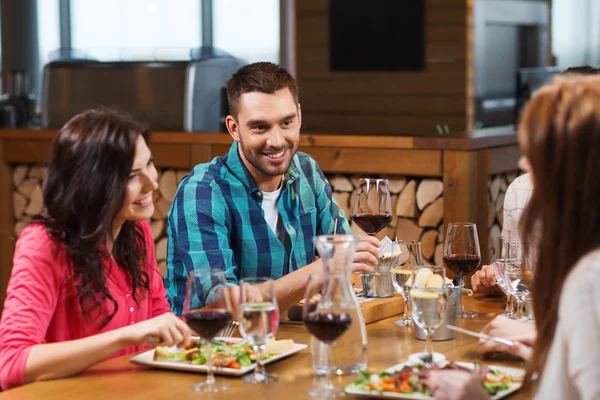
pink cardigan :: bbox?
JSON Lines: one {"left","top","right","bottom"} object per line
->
{"left": 0, "top": 221, "right": 172, "bottom": 390}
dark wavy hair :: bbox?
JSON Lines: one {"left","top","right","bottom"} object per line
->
{"left": 32, "top": 110, "right": 151, "bottom": 328}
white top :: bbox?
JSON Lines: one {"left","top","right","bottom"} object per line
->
{"left": 535, "top": 248, "right": 600, "bottom": 400}
{"left": 502, "top": 173, "right": 533, "bottom": 237}
{"left": 261, "top": 186, "right": 283, "bottom": 238}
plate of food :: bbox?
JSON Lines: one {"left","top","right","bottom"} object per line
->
{"left": 130, "top": 337, "right": 307, "bottom": 376}
{"left": 345, "top": 361, "right": 524, "bottom": 399}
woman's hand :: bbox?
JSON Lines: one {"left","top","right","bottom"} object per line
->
{"left": 120, "top": 312, "right": 192, "bottom": 348}
{"left": 351, "top": 235, "right": 381, "bottom": 274}
{"left": 471, "top": 264, "right": 503, "bottom": 296}
{"left": 478, "top": 315, "right": 536, "bottom": 359}
{"left": 424, "top": 370, "right": 490, "bottom": 400}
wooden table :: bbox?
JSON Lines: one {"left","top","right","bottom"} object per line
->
{"left": 0, "top": 297, "right": 530, "bottom": 399}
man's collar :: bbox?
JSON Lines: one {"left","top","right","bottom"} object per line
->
{"left": 224, "top": 142, "right": 300, "bottom": 195}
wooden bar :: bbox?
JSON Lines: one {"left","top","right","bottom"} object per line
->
{"left": 0, "top": 128, "right": 522, "bottom": 314}
{"left": 0, "top": 141, "right": 14, "bottom": 316}
{"left": 442, "top": 150, "right": 491, "bottom": 273}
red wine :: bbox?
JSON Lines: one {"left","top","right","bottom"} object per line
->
{"left": 352, "top": 212, "right": 392, "bottom": 235}
{"left": 185, "top": 310, "right": 231, "bottom": 340}
{"left": 443, "top": 254, "right": 481, "bottom": 276}
{"left": 304, "top": 312, "right": 352, "bottom": 344}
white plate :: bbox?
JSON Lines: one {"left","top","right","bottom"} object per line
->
{"left": 407, "top": 352, "right": 446, "bottom": 365}
{"left": 129, "top": 337, "right": 307, "bottom": 377}
{"left": 345, "top": 361, "right": 524, "bottom": 400}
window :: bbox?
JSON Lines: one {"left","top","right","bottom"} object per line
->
{"left": 213, "top": 0, "right": 279, "bottom": 63}
{"left": 70, "top": 0, "right": 201, "bottom": 61}
{"left": 37, "top": 0, "right": 60, "bottom": 69}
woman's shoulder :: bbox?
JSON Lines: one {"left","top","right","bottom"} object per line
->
{"left": 16, "top": 223, "right": 61, "bottom": 251}
{"left": 13, "top": 223, "right": 68, "bottom": 277}
{"left": 560, "top": 248, "right": 600, "bottom": 310}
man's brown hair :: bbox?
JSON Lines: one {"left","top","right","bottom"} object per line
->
{"left": 226, "top": 62, "right": 299, "bottom": 118}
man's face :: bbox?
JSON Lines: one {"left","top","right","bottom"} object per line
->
{"left": 226, "top": 88, "right": 301, "bottom": 187}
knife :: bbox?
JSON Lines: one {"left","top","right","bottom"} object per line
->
{"left": 446, "top": 325, "right": 515, "bottom": 347}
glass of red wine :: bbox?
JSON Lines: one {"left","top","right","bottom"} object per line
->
{"left": 303, "top": 273, "right": 353, "bottom": 398}
{"left": 184, "top": 269, "right": 233, "bottom": 392}
{"left": 351, "top": 178, "right": 392, "bottom": 238}
{"left": 442, "top": 222, "right": 481, "bottom": 319}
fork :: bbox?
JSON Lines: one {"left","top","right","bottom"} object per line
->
{"left": 217, "top": 320, "right": 239, "bottom": 338}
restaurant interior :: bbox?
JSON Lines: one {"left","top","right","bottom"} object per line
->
{"left": 0, "top": 0, "right": 598, "bottom": 399}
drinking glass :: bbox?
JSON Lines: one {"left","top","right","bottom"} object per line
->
{"left": 409, "top": 265, "right": 447, "bottom": 366}
{"left": 503, "top": 241, "right": 533, "bottom": 320}
{"left": 493, "top": 236, "right": 520, "bottom": 319}
{"left": 390, "top": 240, "right": 424, "bottom": 327}
{"left": 239, "top": 277, "right": 279, "bottom": 384}
{"left": 303, "top": 273, "right": 353, "bottom": 398}
{"left": 351, "top": 178, "right": 392, "bottom": 237}
{"left": 184, "top": 269, "right": 233, "bottom": 392}
{"left": 443, "top": 222, "right": 481, "bottom": 318}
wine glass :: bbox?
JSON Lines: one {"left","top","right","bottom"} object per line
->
{"left": 390, "top": 240, "right": 424, "bottom": 327}
{"left": 303, "top": 273, "right": 353, "bottom": 398}
{"left": 351, "top": 178, "right": 392, "bottom": 237}
{"left": 409, "top": 265, "right": 447, "bottom": 366}
{"left": 238, "top": 277, "right": 279, "bottom": 384}
{"left": 184, "top": 269, "right": 233, "bottom": 392}
{"left": 443, "top": 222, "right": 481, "bottom": 319}
{"left": 503, "top": 241, "right": 533, "bottom": 320}
{"left": 493, "top": 236, "right": 520, "bottom": 319}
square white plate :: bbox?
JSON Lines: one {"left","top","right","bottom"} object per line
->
{"left": 129, "top": 337, "right": 307, "bottom": 377}
{"left": 345, "top": 361, "right": 524, "bottom": 399}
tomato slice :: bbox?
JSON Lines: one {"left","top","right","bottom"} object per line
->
{"left": 227, "top": 361, "right": 241, "bottom": 369}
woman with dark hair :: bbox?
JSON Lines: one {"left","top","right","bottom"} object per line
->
{"left": 0, "top": 110, "right": 192, "bottom": 390}
{"left": 424, "top": 75, "right": 600, "bottom": 399}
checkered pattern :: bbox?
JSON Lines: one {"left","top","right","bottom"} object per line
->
{"left": 164, "top": 142, "right": 350, "bottom": 314}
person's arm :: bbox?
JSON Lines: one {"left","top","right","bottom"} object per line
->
{"left": 270, "top": 159, "right": 379, "bottom": 312}
{"left": 559, "top": 260, "right": 600, "bottom": 399}
{"left": 477, "top": 315, "right": 536, "bottom": 358}
{"left": 24, "top": 313, "right": 190, "bottom": 385}
{"left": 0, "top": 228, "right": 191, "bottom": 390}
{"left": 165, "top": 178, "right": 238, "bottom": 315}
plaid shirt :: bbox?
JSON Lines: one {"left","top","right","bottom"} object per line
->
{"left": 164, "top": 142, "right": 350, "bottom": 315}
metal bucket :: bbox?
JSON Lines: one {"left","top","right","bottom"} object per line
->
{"left": 415, "top": 283, "right": 462, "bottom": 341}
{"left": 360, "top": 267, "right": 394, "bottom": 298}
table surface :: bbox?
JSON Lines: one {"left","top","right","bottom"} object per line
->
{"left": 0, "top": 296, "right": 530, "bottom": 399}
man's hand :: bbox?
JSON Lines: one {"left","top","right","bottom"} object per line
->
{"left": 478, "top": 315, "right": 536, "bottom": 360}
{"left": 471, "top": 264, "right": 503, "bottom": 295}
{"left": 351, "top": 235, "right": 381, "bottom": 274}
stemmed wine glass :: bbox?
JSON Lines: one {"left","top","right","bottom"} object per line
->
{"left": 409, "top": 265, "right": 447, "bottom": 366}
{"left": 303, "top": 273, "right": 353, "bottom": 398}
{"left": 238, "top": 277, "right": 279, "bottom": 384}
{"left": 184, "top": 269, "right": 233, "bottom": 392}
{"left": 443, "top": 222, "right": 481, "bottom": 319}
{"left": 503, "top": 241, "right": 533, "bottom": 320}
{"left": 351, "top": 178, "right": 392, "bottom": 238}
{"left": 493, "top": 236, "right": 520, "bottom": 319}
{"left": 390, "top": 240, "right": 424, "bottom": 327}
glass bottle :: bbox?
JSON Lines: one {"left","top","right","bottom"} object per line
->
{"left": 310, "top": 235, "right": 368, "bottom": 375}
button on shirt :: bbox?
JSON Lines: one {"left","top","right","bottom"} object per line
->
{"left": 164, "top": 142, "right": 350, "bottom": 315}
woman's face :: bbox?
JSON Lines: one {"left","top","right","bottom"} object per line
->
{"left": 116, "top": 135, "right": 158, "bottom": 223}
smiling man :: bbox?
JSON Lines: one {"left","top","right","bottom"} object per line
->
{"left": 164, "top": 62, "right": 380, "bottom": 314}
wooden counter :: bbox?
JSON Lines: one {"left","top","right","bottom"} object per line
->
{"left": 0, "top": 296, "right": 531, "bottom": 399}
{"left": 0, "top": 128, "right": 522, "bottom": 314}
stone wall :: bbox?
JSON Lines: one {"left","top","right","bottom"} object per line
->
{"left": 487, "top": 171, "right": 520, "bottom": 261}
{"left": 10, "top": 165, "right": 445, "bottom": 268}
